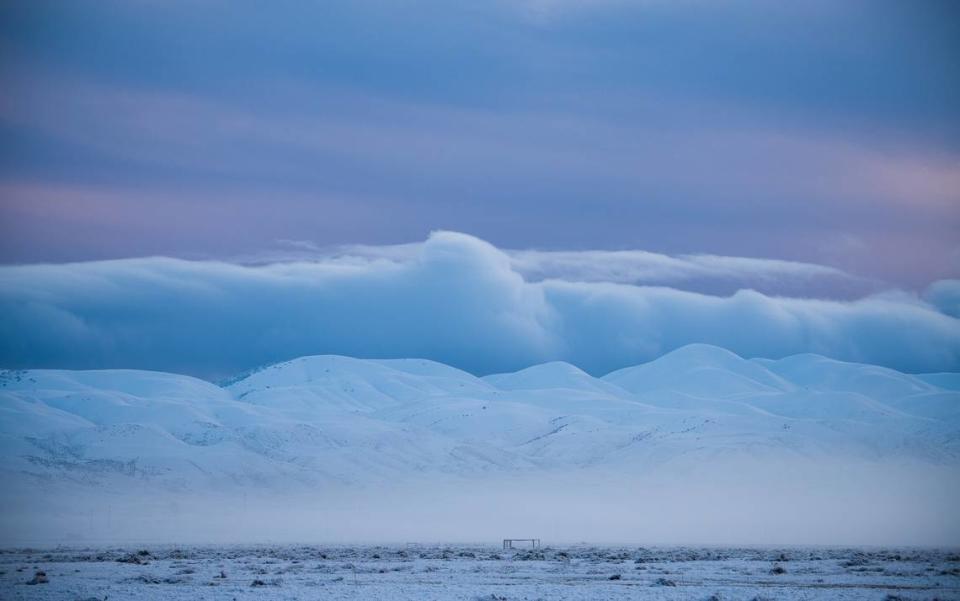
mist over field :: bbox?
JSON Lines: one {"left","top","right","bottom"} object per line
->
{"left": 4, "top": 462, "right": 958, "bottom": 547}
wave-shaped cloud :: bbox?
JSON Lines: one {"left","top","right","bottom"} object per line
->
{"left": 1, "top": 232, "right": 957, "bottom": 377}
{"left": 250, "top": 237, "right": 875, "bottom": 299}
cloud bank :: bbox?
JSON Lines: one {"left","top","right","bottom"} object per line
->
{"left": 925, "top": 279, "right": 960, "bottom": 319}
{"left": 1, "top": 232, "right": 958, "bottom": 378}
{"left": 308, "top": 240, "right": 870, "bottom": 298}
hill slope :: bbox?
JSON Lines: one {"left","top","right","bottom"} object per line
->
{"left": 1, "top": 345, "right": 956, "bottom": 495}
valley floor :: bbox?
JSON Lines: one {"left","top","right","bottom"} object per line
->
{"left": 1, "top": 544, "right": 958, "bottom": 600}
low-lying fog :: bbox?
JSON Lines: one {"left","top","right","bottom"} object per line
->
{"left": 4, "top": 459, "right": 957, "bottom": 547}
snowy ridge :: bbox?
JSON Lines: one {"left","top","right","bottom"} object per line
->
{"left": 1, "top": 345, "right": 958, "bottom": 496}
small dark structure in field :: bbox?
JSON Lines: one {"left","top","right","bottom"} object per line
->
{"left": 503, "top": 538, "right": 541, "bottom": 549}
{"left": 26, "top": 571, "right": 48, "bottom": 585}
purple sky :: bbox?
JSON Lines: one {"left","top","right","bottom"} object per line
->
{"left": 1, "top": 0, "right": 958, "bottom": 291}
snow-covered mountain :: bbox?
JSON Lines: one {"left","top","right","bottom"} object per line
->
{"left": 1, "top": 344, "right": 957, "bottom": 496}
{"left": 3, "top": 344, "right": 959, "bottom": 545}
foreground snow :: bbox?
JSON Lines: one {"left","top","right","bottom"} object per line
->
{"left": 1, "top": 544, "right": 958, "bottom": 600}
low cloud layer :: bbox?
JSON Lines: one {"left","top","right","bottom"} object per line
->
{"left": 1, "top": 232, "right": 958, "bottom": 378}
{"left": 288, "top": 240, "right": 872, "bottom": 298}
{"left": 5, "top": 461, "right": 958, "bottom": 546}
{"left": 925, "top": 279, "right": 960, "bottom": 319}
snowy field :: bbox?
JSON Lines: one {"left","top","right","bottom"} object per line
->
{"left": 1, "top": 544, "right": 958, "bottom": 601}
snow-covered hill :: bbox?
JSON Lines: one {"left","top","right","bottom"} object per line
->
{"left": 1, "top": 345, "right": 958, "bottom": 544}
{"left": 1, "top": 346, "right": 956, "bottom": 489}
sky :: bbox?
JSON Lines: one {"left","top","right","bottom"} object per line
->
{"left": 1, "top": 1, "right": 958, "bottom": 285}
{"left": 0, "top": 1, "right": 958, "bottom": 376}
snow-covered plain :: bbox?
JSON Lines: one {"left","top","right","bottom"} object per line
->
{"left": 1, "top": 544, "right": 958, "bottom": 600}
{"left": 1, "top": 343, "right": 958, "bottom": 548}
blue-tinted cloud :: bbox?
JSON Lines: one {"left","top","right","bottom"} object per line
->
{"left": 253, "top": 239, "right": 874, "bottom": 298}
{"left": 1, "top": 232, "right": 956, "bottom": 377}
{"left": 925, "top": 280, "right": 960, "bottom": 318}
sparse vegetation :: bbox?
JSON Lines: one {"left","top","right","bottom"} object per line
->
{"left": 0, "top": 544, "right": 956, "bottom": 598}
